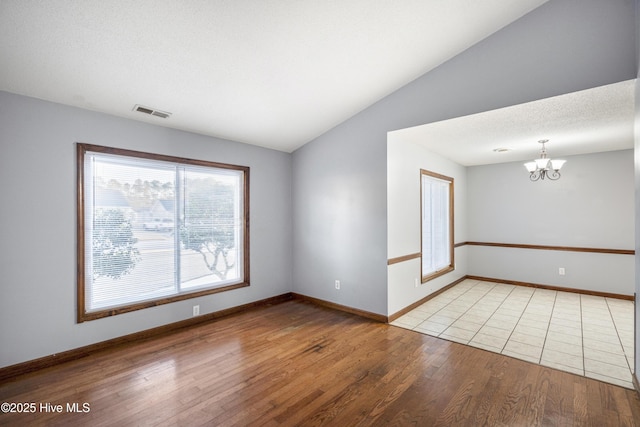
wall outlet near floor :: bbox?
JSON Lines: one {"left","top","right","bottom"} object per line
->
{"left": 193, "top": 305, "right": 200, "bottom": 316}
{"left": 414, "top": 278, "right": 419, "bottom": 288}
{"left": 335, "top": 280, "right": 340, "bottom": 290}
{"left": 559, "top": 267, "right": 565, "bottom": 276}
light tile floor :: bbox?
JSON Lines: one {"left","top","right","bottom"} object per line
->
{"left": 391, "top": 279, "right": 635, "bottom": 389}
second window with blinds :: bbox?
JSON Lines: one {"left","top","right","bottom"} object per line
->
{"left": 420, "top": 169, "right": 454, "bottom": 282}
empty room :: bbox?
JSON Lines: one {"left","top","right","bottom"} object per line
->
{"left": 2, "top": 0, "right": 640, "bottom": 425}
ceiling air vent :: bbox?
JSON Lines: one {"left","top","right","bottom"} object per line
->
{"left": 133, "top": 104, "right": 171, "bottom": 119}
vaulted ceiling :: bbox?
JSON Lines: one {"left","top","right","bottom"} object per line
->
{"left": 0, "top": 1, "right": 550, "bottom": 153}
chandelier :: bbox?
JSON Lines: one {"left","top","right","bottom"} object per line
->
{"left": 524, "top": 140, "right": 566, "bottom": 181}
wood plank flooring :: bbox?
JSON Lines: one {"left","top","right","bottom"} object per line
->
{"left": 1, "top": 300, "right": 640, "bottom": 426}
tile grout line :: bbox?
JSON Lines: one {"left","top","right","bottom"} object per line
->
{"left": 407, "top": 282, "right": 466, "bottom": 331}
{"left": 581, "top": 296, "right": 632, "bottom": 386}
{"left": 464, "top": 282, "right": 516, "bottom": 347}
{"left": 498, "top": 288, "right": 537, "bottom": 354}
{"left": 604, "top": 297, "right": 634, "bottom": 374}
{"left": 540, "top": 293, "right": 584, "bottom": 375}
{"left": 538, "top": 291, "right": 557, "bottom": 366}
{"left": 395, "top": 284, "right": 480, "bottom": 330}
{"left": 502, "top": 288, "right": 554, "bottom": 363}
{"left": 427, "top": 280, "right": 497, "bottom": 338}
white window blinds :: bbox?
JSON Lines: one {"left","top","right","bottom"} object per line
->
{"left": 421, "top": 172, "right": 452, "bottom": 278}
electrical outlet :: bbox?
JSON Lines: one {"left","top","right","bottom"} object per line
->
{"left": 414, "top": 278, "right": 419, "bottom": 288}
{"left": 193, "top": 305, "right": 200, "bottom": 316}
{"left": 559, "top": 267, "right": 565, "bottom": 276}
{"left": 335, "top": 280, "right": 340, "bottom": 290}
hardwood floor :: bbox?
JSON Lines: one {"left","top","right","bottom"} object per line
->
{"left": 1, "top": 300, "right": 640, "bottom": 426}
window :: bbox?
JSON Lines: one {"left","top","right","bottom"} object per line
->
{"left": 77, "top": 143, "right": 249, "bottom": 322}
{"left": 421, "top": 169, "right": 454, "bottom": 282}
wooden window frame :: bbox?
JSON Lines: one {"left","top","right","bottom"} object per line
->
{"left": 76, "top": 143, "right": 250, "bottom": 322}
{"left": 420, "top": 169, "right": 454, "bottom": 283}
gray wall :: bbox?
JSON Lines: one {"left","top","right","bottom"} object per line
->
{"left": 467, "top": 150, "right": 634, "bottom": 295}
{"left": 292, "top": 0, "right": 637, "bottom": 316}
{"left": 386, "top": 138, "right": 468, "bottom": 315}
{"left": 0, "top": 92, "right": 293, "bottom": 368}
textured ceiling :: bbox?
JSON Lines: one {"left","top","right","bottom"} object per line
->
{"left": 390, "top": 79, "right": 636, "bottom": 166}
{"left": 0, "top": 0, "right": 549, "bottom": 153}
